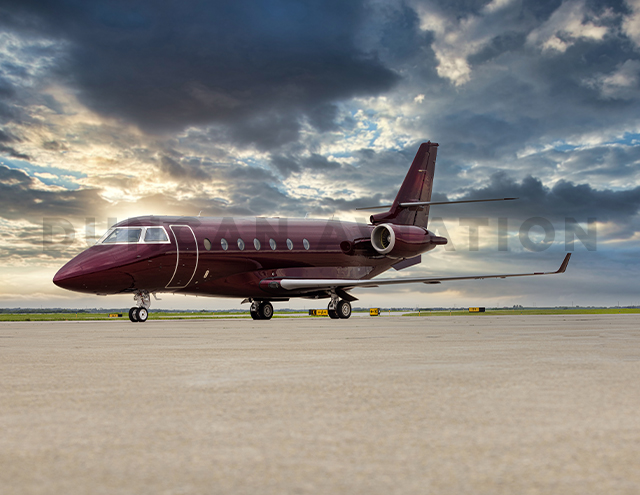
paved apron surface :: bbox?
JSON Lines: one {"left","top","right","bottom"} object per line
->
{"left": 1, "top": 315, "right": 639, "bottom": 494}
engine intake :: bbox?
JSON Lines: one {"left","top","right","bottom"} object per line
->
{"left": 370, "top": 223, "right": 445, "bottom": 258}
{"left": 371, "top": 224, "right": 396, "bottom": 254}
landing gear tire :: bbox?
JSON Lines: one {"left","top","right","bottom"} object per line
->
{"left": 137, "top": 307, "right": 148, "bottom": 322}
{"left": 250, "top": 309, "right": 260, "bottom": 320}
{"left": 328, "top": 308, "right": 339, "bottom": 319}
{"left": 258, "top": 301, "right": 274, "bottom": 320}
{"left": 337, "top": 300, "right": 351, "bottom": 319}
{"left": 129, "top": 307, "right": 148, "bottom": 323}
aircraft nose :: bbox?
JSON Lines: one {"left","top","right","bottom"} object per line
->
{"left": 53, "top": 258, "right": 85, "bottom": 290}
{"left": 53, "top": 246, "right": 138, "bottom": 294}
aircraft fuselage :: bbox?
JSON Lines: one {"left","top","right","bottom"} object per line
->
{"left": 53, "top": 215, "right": 440, "bottom": 300}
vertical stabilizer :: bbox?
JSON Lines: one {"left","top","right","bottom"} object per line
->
{"left": 370, "top": 142, "right": 438, "bottom": 227}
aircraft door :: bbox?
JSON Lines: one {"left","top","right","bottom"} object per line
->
{"left": 166, "top": 225, "right": 199, "bottom": 289}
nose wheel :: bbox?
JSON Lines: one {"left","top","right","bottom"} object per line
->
{"left": 129, "top": 290, "right": 151, "bottom": 323}
{"left": 128, "top": 306, "right": 149, "bottom": 322}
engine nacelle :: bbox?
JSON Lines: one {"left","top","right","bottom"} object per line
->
{"left": 370, "top": 223, "right": 446, "bottom": 258}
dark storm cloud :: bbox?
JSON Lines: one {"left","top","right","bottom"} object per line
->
{"left": 139, "top": 160, "right": 306, "bottom": 217}
{"left": 267, "top": 143, "right": 447, "bottom": 216}
{"left": 0, "top": 166, "right": 107, "bottom": 221}
{"left": 226, "top": 112, "right": 303, "bottom": 151}
{"left": 0, "top": 223, "right": 80, "bottom": 261}
{"left": 270, "top": 155, "right": 301, "bottom": 176}
{"left": 439, "top": 171, "right": 640, "bottom": 224}
{"left": 528, "top": 145, "right": 640, "bottom": 183}
{"left": 158, "top": 155, "right": 210, "bottom": 181}
{"left": 0, "top": 143, "right": 29, "bottom": 159}
{"left": 361, "top": 1, "right": 437, "bottom": 71}
{"left": 270, "top": 143, "right": 417, "bottom": 189}
{"left": 0, "top": 0, "right": 399, "bottom": 147}
{"left": 404, "top": 1, "right": 640, "bottom": 180}
{"left": 413, "top": 0, "right": 495, "bottom": 17}
{"left": 317, "top": 193, "right": 389, "bottom": 214}
{"left": 467, "top": 31, "right": 528, "bottom": 65}
{"left": 0, "top": 76, "right": 16, "bottom": 99}
{"left": 0, "top": 128, "right": 30, "bottom": 160}
{"left": 429, "top": 41, "right": 640, "bottom": 166}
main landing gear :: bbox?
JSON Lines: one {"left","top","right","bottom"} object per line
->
{"left": 129, "top": 290, "right": 151, "bottom": 323}
{"left": 328, "top": 296, "right": 351, "bottom": 319}
{"left": 250, "top": 300, "right": 274, "bottom": 320}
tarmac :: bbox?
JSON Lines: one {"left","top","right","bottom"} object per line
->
{"left": 1, "top": 315, "right": 639, "bottom": 494}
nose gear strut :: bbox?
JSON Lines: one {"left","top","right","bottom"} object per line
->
{"left": 129, "top": 290, "right": 151, "bottom": 323}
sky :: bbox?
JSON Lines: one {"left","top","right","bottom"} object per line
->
{"left": 0, "top": 0, "right": 639, "bottom": 310}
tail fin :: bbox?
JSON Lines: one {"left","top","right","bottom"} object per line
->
{"left": 371, "top": 142, "right": 438, "bottom": 227}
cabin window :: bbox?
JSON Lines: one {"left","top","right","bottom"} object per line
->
{"left": 303, "top": 238, "right": 310, "bottom": 250}
{"left": 144, "top": 227, "right": 169, "bottom": 243}
{"left": 254, "top": 238, "right": 261, "bottom": 250}
{"left": 203, "top": 238, "right": 212, "bottom": 251}
{"left": 221, "top": 238, "right": 228, "bottom": 251}
{"left": 237, "top": 238, "right": 245, "bottom": 250}
{"left": 103, "top": 228, "right": 142, "bottom": 244}
{"left": 269, "top": 238, "right": 276, "bottom": 250}
{"left": 286, "top": 238, "right": 293, "bottom": 250}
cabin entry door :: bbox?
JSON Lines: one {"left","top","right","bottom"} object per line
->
{"left": 166, "top": 225, "right": 199, "bottom": 289}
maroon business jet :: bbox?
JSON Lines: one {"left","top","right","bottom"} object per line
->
{"left": 53, "top": 142, "right": 571, "bottom": 322}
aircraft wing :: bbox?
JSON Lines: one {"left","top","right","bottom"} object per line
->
{"left": 277, "top": 254, "right": 571, "bottom": 292}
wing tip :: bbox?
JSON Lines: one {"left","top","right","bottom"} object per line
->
{"left": 557, "top": 253, "right": 572, "bottom": 273}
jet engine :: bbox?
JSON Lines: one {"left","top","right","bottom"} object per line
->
{"left": 370, "top": 223, "right": 446, "bottom": 258}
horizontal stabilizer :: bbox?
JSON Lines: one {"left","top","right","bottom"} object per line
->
{"left": 357, "top": 197, "right": 518, "bottom": 211}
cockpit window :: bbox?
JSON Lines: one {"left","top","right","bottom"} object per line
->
{"left": 144, "top": 227, "right": 169, "bottom": 242}
{"left": 103, "top": 228, "right": 142, "bottom": 244}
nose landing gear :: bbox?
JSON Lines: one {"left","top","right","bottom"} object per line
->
{"left": 129, "top": 290, "right": 151, "bottom": 323}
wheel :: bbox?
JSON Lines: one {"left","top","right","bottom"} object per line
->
{"left": 129, "top": 307, "right": 138, "bottom": 322}
{"left": 250, "top": 309, "right": 260, "bottom": 320}
{"left": 337, "top": 300, "right": 351, "bottom": 319}
{"left": 258, "top": 301, "right": 273, "bottom": 320}
{"left": 328, "top": 304, "right": 339, "bottom": 319}
{"left": 137, "top": 307, "right": 148, "bottom": 322}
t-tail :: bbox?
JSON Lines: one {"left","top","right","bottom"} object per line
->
{"left": 369, "top": 142, "right": 438, "bottom": 228}
{"left": 358, "top": 142, "right": 517, "bottom": 228}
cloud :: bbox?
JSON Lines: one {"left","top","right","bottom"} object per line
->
{"left": 526, "top": 0, "right": 610, "bottom": 53}
{"left": 439, "top": 171, "right": 640, "bottom": 227}
{"left": 0, "top": 127, "right": 29, "bottom": 159}
{"left": 623, "top": 0, "right": 640, "bottom": 48}
{"left": 0, "top": 165, "right": 107, "bottom": 221}
{"left": 0, "top": 0, "right": 399, "bottom": 149}
{"left": 584, "top": 59, "right": 640, "bottom": 99}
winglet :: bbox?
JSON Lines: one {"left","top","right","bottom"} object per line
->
{"left": 556, "top": 253, "right": 571, "bottom": 273}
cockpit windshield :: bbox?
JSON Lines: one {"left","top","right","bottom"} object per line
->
{"left": 103, "top": 228, "right": 142, "bottom": 244}
{"left": 144, "top": 227, "right": 169, "bottom": 242}
{"left": 98, "top": 226, "right": 170, "bottom": 244}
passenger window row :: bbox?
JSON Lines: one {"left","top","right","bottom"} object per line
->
{"left": 202, "top": 237, "right": 310, "bottom": 251}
